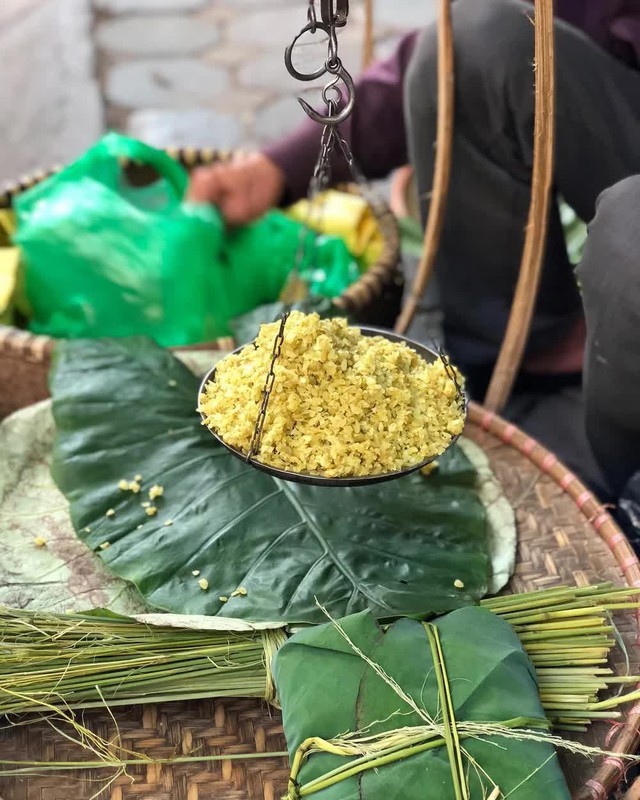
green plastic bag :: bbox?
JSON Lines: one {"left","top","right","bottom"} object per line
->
{"left": 222, "top": 212, "right": 360, "bottom": 310}
{"left": 14, "top": 133, "right": 359, "bottom": 345}
{"left": 14, "top": 133, "right": 230, "bottom": 347}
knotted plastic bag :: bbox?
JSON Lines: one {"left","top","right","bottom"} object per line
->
{"left": 14, "top": 133, "right": 228, "bottom": 346}
{"left": 14, "top": 134, "right": 360, "bottom": 345}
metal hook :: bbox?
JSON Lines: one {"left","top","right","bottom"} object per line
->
{"left": 307, "top": 0, "right": 317, "bottom": 31}
{"left": 297, "top": 61, "right": 355, "bottom": 125}
{"left": 320, "top": 0, "right": 349, "bottom": 28}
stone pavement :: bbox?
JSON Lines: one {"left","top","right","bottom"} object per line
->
{"left": 0, "top": 1, "right": 435, "bottom": 181}
{"left": 0, "top": 0, "right": 103, "bottom": 184}
{"left": 96, "top": 0, "right": 436, "bottom": 152}
{"left": 94, "top": 0, "right": 434, "bottom": 148}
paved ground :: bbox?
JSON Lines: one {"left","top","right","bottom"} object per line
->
{"left": 0, "top": 0, "right": 434, "bottom": 183}
{"left": 97, "top": 0, "right": 434, "bottom": 150}
{"left": 0, "top": 0, "right": 102, "bottom": 183}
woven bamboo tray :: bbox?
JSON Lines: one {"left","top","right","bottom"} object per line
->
{"left": 0, "top": 147, "right": 403, "bottom": 420}
{"left": 0, "top": 404, "right": 637, "bottom": 800}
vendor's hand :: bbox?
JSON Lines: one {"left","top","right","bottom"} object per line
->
{"left": 187, "top": 153, "right": 286, "bottom": 226}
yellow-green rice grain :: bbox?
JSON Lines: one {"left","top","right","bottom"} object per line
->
{"left": 199, "top": 312, "right": 464, "bottom": 478}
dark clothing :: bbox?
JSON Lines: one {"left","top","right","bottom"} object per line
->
{"left": 405, "top": 0, "right": 640, "bottom": 370}
{"left": 404, "top": 0, "right": 640, "bottom": 494}
{"left": 264, "top": 1, "right": 640, "bottom": 201}
{"left": 264, "top": 0, "right": 640, "bottom": 496}
{"left": 500, "top": 174, "right": 640, "bottom": 500}
{"left": 577, "top": 176, "right": 640, "bottom": 494}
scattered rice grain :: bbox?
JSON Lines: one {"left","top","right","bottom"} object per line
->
{"left": 198, "top": 578, "right": 209, "bottom": 591}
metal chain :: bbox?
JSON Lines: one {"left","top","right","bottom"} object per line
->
{"left": 438, "top": 349, "right": 466, "bottom": 413}
{"left": 307, "top": 0, "right": 317, "bottom": 30}
{"left": 247, "top": 311, "right": 291, "bottom": 460}
{"left": 247, "top": 2, "right": 353, "bottom": 461}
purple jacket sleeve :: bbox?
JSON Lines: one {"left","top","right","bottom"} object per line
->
{"left": 263, "top": 32, "right": 419, "bottom": 203}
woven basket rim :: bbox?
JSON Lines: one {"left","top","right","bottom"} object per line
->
{"left": 468, "top": 402, "right": 639, "bottom": 799}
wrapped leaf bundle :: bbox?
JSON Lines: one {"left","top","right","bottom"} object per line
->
{"left": 274, "top": 607, "right": 572, "bottom": 800}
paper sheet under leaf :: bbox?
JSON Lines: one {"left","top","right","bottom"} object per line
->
{"left": 0, "top": 401, "right": 147, "bottom": 614}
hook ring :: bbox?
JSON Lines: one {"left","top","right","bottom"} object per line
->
{"left": 284, "top": 21, "right": 332, "bottom": 82}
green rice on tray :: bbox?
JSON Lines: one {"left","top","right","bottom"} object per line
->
{"left": 199, "top": 311, "right": 465, "bottom": 478}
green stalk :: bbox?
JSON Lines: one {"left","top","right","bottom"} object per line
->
{"left": 424, "top": 623, "right": 468, "bottom": 800}
{"left": 0, "top": 750, "right": 290, "bottom": 776}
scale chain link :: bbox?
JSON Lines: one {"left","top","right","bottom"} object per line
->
{"left": 247, "top": 311, "right": 291, "bottom": 460}
{"left": 247, "top": 1, "right": 353, "bottom": 460}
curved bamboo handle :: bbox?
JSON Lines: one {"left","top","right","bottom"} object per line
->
{"left": 483, "top": 0, "right": 556, "bottom": 411}
{"left": 394, "top": 0, "right": 454, "bottom": 336}
{"left": 575, "top": 702, "right": 640, "bottom": 799}
{"left": 362, "top": 0, "right": 374, "bottom": 69}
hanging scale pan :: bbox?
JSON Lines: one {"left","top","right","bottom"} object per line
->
{"left": 198, "top": 326, "right": 468, "bottom": 488}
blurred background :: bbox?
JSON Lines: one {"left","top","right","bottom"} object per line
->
{"left": 0, "top": 0, "right": 434, "bottom": 184}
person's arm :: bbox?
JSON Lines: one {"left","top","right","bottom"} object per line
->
{"left": 264, "top": 31, "right": 419, "bottom": 203}
{"left": 188, "top": 32, "right": 418, "bottom": 224}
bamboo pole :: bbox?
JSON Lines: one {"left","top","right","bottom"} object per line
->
{"left": 394, "top": 0, "right": 454, "bottom": 335}
{"left": 483, "top": 0, "right": 556, "bottom": 411}
{"left": 362, "top": 0, "right": 374, "bottom": 69}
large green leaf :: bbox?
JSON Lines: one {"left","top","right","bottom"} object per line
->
{"left": 51, "top": 338, "right": 492, "bottom": 624}
{"left": 274, "top": 608, "right": 570, "bottom": 800}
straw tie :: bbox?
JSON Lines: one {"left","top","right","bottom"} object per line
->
{"left": 263, "top": 629, "right": 288, "bottom": 705}
{"left": 423, "top": 622, "right": 469, "bottom": 800}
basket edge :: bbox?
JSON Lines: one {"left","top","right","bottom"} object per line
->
{"left": 469, "top": 401, "right": 640, "bottom": 800}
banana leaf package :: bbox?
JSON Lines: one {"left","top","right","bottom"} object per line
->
{"left": 274, "top": 607, "right": 570, "bottom": 800}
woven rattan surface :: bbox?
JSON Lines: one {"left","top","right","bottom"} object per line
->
{"left": 0, "top": 699, "right": 289, "bottom": 800}
{"left": 0, "top": 405, "right": 636, "bottom": 799}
